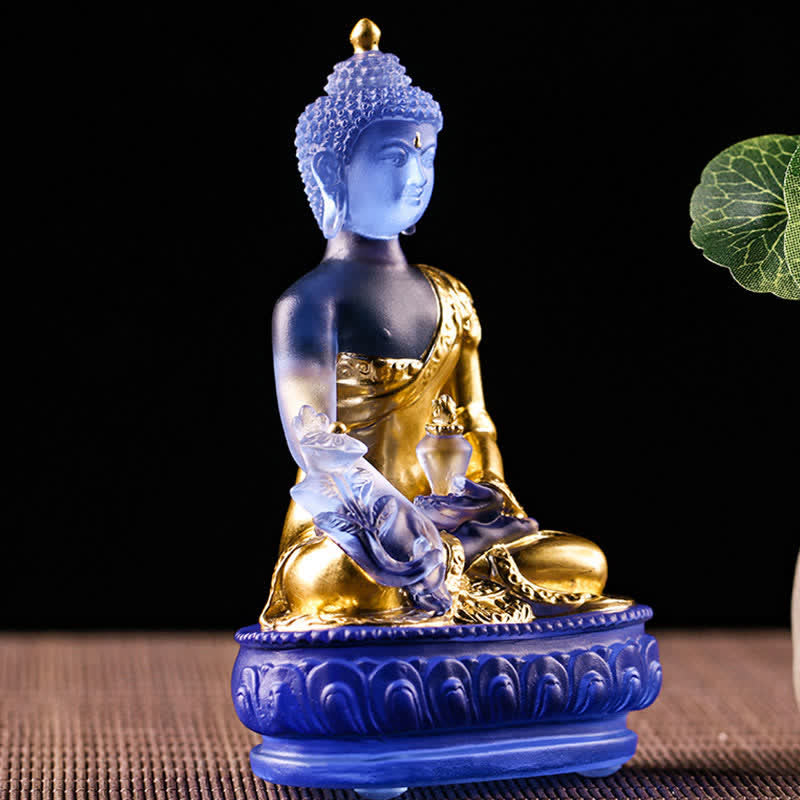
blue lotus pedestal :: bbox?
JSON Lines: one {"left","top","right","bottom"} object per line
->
{"left": 232, "top": 605, "right": 661, "bottom": 799}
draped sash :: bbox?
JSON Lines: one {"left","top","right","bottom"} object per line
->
{"left": 278, "top": 265, "right": 479, "bottom": 553}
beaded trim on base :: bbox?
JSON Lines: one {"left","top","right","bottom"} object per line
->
{"left": 235, "top": 604, "right": 653, "bottom": 649}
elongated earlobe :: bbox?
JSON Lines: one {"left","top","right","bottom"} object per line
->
{"left": 322, "top": 189, "right": 346, "bottom": 239}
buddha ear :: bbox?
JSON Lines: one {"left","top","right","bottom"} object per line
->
{"left": 311, "top": 149, "right": 342, "bottom": 195}
{"left": 312, "top": 150, "right": 347, "bottom": 239}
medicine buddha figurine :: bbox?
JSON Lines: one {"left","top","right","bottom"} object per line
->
{"left": 260, "top": 19, "right": 629, "bottom": 630}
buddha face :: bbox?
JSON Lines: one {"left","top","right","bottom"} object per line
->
{"left": 344, "top": 119, "right": 437, "bottom": 239}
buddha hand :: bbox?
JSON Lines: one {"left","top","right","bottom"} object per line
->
{"left": 413, "top": 478, "right": 539, "bottom": 565}
{"left": 289, "top": 405, "right": 453, "bottom": 615}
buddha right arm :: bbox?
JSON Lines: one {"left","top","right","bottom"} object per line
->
{"left": 272, "top": 289, "right": 451, "bottom": 609}
{"left": 272, "top": 291, "right": 338, "bottom": 471}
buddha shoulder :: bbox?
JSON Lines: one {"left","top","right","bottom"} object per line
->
{"left": 272, "top": 265, "right": 342, "bottom": 348}
{"left": 419, "top": 265, "right": 480, "bottom": 342}
{"left": 274, "top": 261, "right": 351, "bottom": 308}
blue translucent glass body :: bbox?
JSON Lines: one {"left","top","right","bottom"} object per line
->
{"left": 288, "top": 406, "right": 451, "bottom": 613}
{"left": 274, "top": 115, "right": 452, "bottom": 607}
{"left": 274, "top": 46, "right": 529, "bottom": 611}
{"left": 232, "top": 29, "right": 663, "bottom": 795}
{"left": 340, "top": 119, "right": 436, "bottom": 240}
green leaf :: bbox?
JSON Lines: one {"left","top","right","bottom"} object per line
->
{"left": 784, "top": 143, "right": 800, "bottom": 290}
{"left": 690, "top": 133, "right": 800, "bottom": 300}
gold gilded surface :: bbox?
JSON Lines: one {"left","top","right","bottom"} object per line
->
{"left": 505, "top": 530, "right": 609, "bottom": 595}
{"left": 426, "top": 393, "right": 464, "bottom": 435}
{"left": 280, "top": 536, "right": 404, "bottom": 618}
{"left": 261, "top": 266, "right": 629, "bottom": 630}
{"left": 268, "top": 266, "right": 466, "bottom": 564}
{"left": 350, "top": 18, "right": 381, "bottom": 53}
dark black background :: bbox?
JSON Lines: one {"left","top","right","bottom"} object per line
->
{"left": 6, "top": 6, "right": 798, "bottom": 630}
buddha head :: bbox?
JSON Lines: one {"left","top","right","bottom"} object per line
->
{"left": 295, "top": 19, "right": 444, "bottom": 240}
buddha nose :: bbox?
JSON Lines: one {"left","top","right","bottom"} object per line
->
{"left": 407, "top": 154, "right": 428, "bottom": 188}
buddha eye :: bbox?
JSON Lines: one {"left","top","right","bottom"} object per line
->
{"left": 421, "top": 151, "right": 435, "bottom": 168}
{"left": 380, "top": 148, "right": 408, "bottom": 167}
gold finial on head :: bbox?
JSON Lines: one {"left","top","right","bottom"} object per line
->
{"left": 350, "top": 18, "right": 381, "bottom": 53}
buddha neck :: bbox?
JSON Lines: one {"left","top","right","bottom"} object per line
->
{"left": 323, "top": 231, "right": 408, "bottom": 270}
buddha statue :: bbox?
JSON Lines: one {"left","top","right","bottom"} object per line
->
{"left": 260, "top": 19, "right": 628, "bottom": 630}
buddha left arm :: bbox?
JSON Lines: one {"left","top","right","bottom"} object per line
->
{"left": 450, "top": 311, "right": 527, "bottom": 518}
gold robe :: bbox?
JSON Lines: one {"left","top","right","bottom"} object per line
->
{"left": 261, "top": 265, "right": 612, "bottom": 629}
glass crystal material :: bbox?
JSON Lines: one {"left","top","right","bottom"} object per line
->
{"left": 289, "top": 407, "right": 451, "bottom": 613}
{"left": 262, "top": 18, "right": 619, "bottom": 631}
{"left": 231, "top": 19, "right": 662, "bottom": 795}
{"left": 416, "top": 433, "right": 472, "bottom": 495}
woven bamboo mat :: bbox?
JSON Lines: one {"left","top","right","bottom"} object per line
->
{"left": 1, "top": 630, "right": 798, "bottom": 799}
